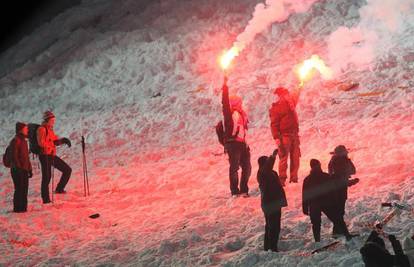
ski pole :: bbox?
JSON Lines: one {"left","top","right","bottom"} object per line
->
{"left": 51, "top": 157, "right": 55, "bottom": 203}
{"left": 82, "top": 136, "right": 90, "bottom": 196}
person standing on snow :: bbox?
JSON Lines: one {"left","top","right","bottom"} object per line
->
{"left": 9, "top": 122, "right": 32, "bottom": 212}
{"left": 257, "top": 149, "right": 287, "bottom": 252}
{"left": 302, "top": 159, "right": 357, "bottom": 242}
{"left": 37, "top": 111, "right": 72, "bottom": 203}
{"left": 328, "top": 145, "right": 359, "bottom": 236}
{"left": 221, "top": 77, "right": 251, "bottom": 197}
{"left": 269, "top": 87, "right": 301, "bottom": 186}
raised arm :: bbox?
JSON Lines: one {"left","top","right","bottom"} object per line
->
{"left": 222, "top": 80, "right": 233, "bottom": 137}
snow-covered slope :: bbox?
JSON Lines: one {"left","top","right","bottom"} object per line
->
{"left": 0, "top": 0, "right": 413, "bottom": 266}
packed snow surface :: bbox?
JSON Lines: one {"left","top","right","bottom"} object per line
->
{"left": 0, "top": 0, "right": 413, "bottom": 266}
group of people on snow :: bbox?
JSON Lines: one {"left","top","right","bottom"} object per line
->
{"left": 219, "top": 78, "right": 360, "bottom": 252}
{"left": 4, "top": 111, "right": 72, "bottom": 212}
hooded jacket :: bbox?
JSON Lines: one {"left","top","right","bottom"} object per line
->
{"left": 269, "top": 95, "right": 299, "bottom": 139}
{"left": 257, "top": 155, "right": 287, "bottom": 214}
{"left": 222, "top": 84, "right": 248, "bottom": 143}
{"left": 11, "top": 133, "right": 32, "bottom": 172}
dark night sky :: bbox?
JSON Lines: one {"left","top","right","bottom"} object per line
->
{"left": 0, "top": 0, "right": 81, "bottom": 54}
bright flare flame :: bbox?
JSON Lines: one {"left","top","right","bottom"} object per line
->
{"left": 219, "top": 47, "right": 240, "bottom": 70}
{"left": 297, "top": 55, "right": 333, "bottom": 86}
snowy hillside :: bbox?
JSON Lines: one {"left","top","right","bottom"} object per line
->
{"left": 0, "top": 0, "right": 413, "bottom": 266}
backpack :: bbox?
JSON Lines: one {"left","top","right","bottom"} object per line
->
{"left": 3, "top": 141, "right": 13, "bottom": 168}
{"left": 216, "top": 121, "right": 225, "bottom": 146}
{"left": 28, "top": 123, "right": 43, "bottom": 154}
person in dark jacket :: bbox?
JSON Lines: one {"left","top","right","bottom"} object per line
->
{"left": 269, "top": 87, "right": 301, "bottom": 185}
{"left": 328, "top": 145, "right": 359, "bottom": 235}
{"left": 9, "top": 122, "right": 32, "bottom": 212}
{"left": 38, "top": 111, "right": 72, "bottom": 203}
{"left": 257, "top": 149, "right": 287, "bottom": 252}
{"left": 222, "top": 77, "right": 251, "bottom": 197}
{"left": 302, "top": 159, "right": 356, "bottom": 242}
{"left": 360, "top": 230, "right": 410, "bottom": 267}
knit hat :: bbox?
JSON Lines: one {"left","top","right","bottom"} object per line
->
{"left": 330, "top": 145, "right": 349, "bottom": 156}
{"left": 43, "top": 110, "right": 55, "bottom": 121}
{"left": 15, "top": 122, "right": 27, "bottom": 134}
{"left": 273, "top": 87, "right": 289, "bottom": 96}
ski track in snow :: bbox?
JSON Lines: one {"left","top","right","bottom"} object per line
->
{"left": 0, "top": 0, "right": 414, "bottom": 266}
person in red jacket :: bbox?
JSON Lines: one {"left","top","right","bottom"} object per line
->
{"left": 269, "top": 87, "right": 301, "bottom": 185}
{"left": 222, "top": 77, "right": 251, "bottom": 197}
{"left": 37, "top": 111, "right": 72, "bottom": 203}
{"left": 10, "top": 122, "right": 32, "bottom": 212}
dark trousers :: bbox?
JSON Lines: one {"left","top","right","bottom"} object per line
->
{"left": 39, "top": 155, "right": 72, "bottom": 203}
{"left": 225, "top": 142, "right": 251, "bottom": 195}
{"left": 11, "top": 168, "right": 29, "bottom": 212}
{"left": 264, "top": 210, "right": 281, "bottom": 251}
{"left": 333, "top": 196, "right": 347, "bottom": 234}
{"left": 310, "top": 205, "right": 350, "bottom": 242}
{"left": 278, "top": 135, "right": 300, "bottom": 182}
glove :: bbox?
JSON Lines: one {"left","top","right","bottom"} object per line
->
{"left": 272, "top": 149, "right": 279, "bottom": 157}
{"left": 62, "top": 137, "right": 71, "bottom": 148}
{"left": 348, "top": 178, "right": 360, "bottom": 187}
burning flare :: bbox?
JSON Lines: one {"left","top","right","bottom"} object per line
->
{"left": 219, "top": 47, "right": 240, "bottom": 71}
{"left": 297, "top": 55, "right": 333, "bottom": 86}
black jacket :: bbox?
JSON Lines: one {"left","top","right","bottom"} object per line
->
{"left": 302, "top": 168, "right": 337, "bottom": 215}
{"left": 328, "top": 155, "right": 356, "bottom": 200}
{"left": 257, "top": 155, "right": 287, "bottom": 214}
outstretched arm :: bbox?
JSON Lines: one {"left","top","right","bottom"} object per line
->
{"left": 222, "top": 79, "right": 233, "bottom": 136}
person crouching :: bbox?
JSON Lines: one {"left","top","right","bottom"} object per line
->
{"left": 257, "top": 149, "right": 287, "bottom": 252}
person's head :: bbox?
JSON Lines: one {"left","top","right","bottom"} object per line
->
{"left": 258, "top": 156, "right": 268, "bottom": 168}
{"left": 273, "top": 87, "right": 289, "bottom": 99}
{"left": 15, "top": 122, "right": 28, "bottom": 136}
{"left": 310, "top": 159, "right": 322, "bottom": 172}
{"left": 229, "top": 95, "right": 242, "bottom": 111}
{"left": 43, "top": 110, "right": 56, "bottom": 127}
{"left": 331, "top": 145, "right": 349, "bottom": 157}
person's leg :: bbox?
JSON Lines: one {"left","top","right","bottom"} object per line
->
{"left": 278, "top": 136, "right": 290, "bottom": 185}
{"left": 268, "top": 210, "right": 281, "bottom": 251}
{"left": 289, "top": 136, "right": 300, "bottom": 183}
{"left": 310, "top": 206, "right": 322, "bottom": 242}
{"left": 22, "top": 173, "right": 29, "bottom": 211}
{"left": 324, "top": 206, "right": 351, "bottom": 237}
{"left": 39, "top": 155, "right": 52, "bottom": 203}
{"left": 264, "top": 213, "right": 270, "bottom": 251}
{"left": 239, "top": 144, "right": 251, "bottom": 194}
{"left": 11, "top": 168, "right": 21, "bottom": 212}
{"left": 52, "top": 156, "right": 72, "bottom": 193}
{"left": 226, "top": 143, "right": 242, "bottom": 195}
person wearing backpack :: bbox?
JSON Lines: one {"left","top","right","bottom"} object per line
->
{"left": 37, "top": 111, "right": 72, "bottom": 203}
{"left": 269, "top": 87, "right": 301, "bottom": 185}
{"left": 221, "top": 77, "right": 251, "bottom": 197}
{"left": 8, "top": 122, "right": 32, "bottom": 212}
